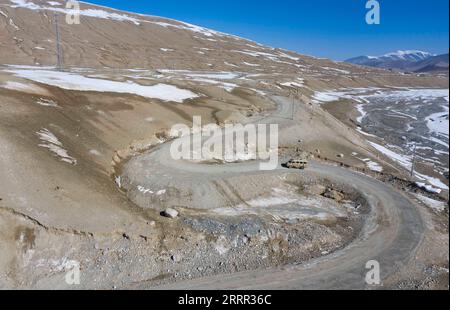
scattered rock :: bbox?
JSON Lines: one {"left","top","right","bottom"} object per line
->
{"left": 242, "top": 235, "right": 250, "bottom": 244}
{"left": 307, "top": 184, "right": 327, "bottom": 196}
{"left": 161, "top": 208, "right": 179, "bottom": 219}
{"left": 171, "top": 254, "right": 182, "bottom": 263}
{"left": 323, "top": 188, "right": 345, "bottom": 202}
{"left": 337, "top": 154, "right": 345, "bottom": 158}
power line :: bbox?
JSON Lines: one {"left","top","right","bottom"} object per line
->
{"left": 290, "top": 87, "right": 299, "bottom": 120}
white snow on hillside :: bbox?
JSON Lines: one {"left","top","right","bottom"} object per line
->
{"left": 321, "top": 67, "right": 350, "bottom": 75}
{"left": 7, "top": 0, "right": 235, "bottom": 37}
{"left": 243, "top": 62, "right": 260, "bottom": 67}
{"left": 6, "top": 68, "right": 199, "bottom": 102}
{"left": 280, "top": 79, "right": 304, "bottom": 88}
{"left": 312, "top": 88, "right": 375, "bottom": 103}
{"left": 37, "top": 98, "right": 59, "bottom": 107}
{"left": 2, "top": 81, "right": 33, "bottom": 92}
{"left": 363, "top": 158, "right": 383, "bottom": 172}
{"left": 231, "top": 49, "right": 302, "bottom": 64}
{"left": 37, "top": 128, "right": 77, "bottom": 165}
{"left": 356, "top": 104, "right": 367, "bottom": 123}
{"left": 9, "top": 0, "right": 140, "bottom": 25}
{"left": 158, "top": 70, "right": 239, "bottom": 92}
{"left": 369, "top": 141, "right": 409, "bottom": 170}
{"left": 426, "top": 105, "right": 449, "bottom": 138}
{"left": 414, "top": 194, "right": 447, "bottom": 212}
{"left": 182, "top": 72, "right": 239, "bottom": 80}
{"left": 367, "top": 88, "right": 449, "bottom": 102}
{"left": 313, "top": 88, "right": 449, "bottom": 104}
{"left": 369, "top": 141, "right": 448, "bottom": 191}
{"left": 415, "top": 182, "right": 442, "bottom": 194}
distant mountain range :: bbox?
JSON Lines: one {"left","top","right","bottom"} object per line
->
{"left": 346, "top": 50, "right": 449, "bottom": 73}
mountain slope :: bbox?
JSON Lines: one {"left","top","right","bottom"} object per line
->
{"left": 0, "top": 0, "right": 358, "bottom": 74}
{"left": 413, "top": 53, "right": 449, "bottom": 73}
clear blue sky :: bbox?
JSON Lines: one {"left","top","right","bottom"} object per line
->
{"left": 86, "top": 0, "right": 449, "bottom": 60}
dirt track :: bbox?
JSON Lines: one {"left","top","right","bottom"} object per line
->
{"left": 153, "top": 162, "right": 423, "bottom": 289}
{"left": 120, "top": 96, "right": 425, "bottom": 289}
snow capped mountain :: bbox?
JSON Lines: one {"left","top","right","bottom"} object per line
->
{"left": 345, "top": 50, "right": 446, "bottom": 72}
{"left": 380, "top": 50, "right": 435, "bottom": 62}
{"left": 349, "top": 50, "right": 434, "bottom": 63}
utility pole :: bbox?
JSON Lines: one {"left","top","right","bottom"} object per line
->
{"left": 410, "top": 142, "right": 417, "bottom": 177}
{"left": 290, "top": 88, "right": 299, "bottom": 120}
{"left": 54, "top": 12, "right": 63, "bottom": 71}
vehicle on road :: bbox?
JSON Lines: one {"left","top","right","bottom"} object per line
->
{"left": 286, "top": 158, "right": 308, "bottom": 169}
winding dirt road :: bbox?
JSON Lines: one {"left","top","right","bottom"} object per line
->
{"left": 154, "top": 161, "right": 424, "bottom": 289}
{"left": 123, "top": 96, "right": 424, "bottom": 289}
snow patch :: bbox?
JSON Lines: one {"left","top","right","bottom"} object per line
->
{"left": 37, "top": 128, "right": 77, "bottom": 165}
{"left": 363, "top": 159, "right": 383, "bottom": 172}
{"left": 415, "top": 182, "right": 442, "bottom": 194}
{"left": 9, "top": 0, "right": 142, "bottom": 25}
{"left": 37, "top": 98, "right": 59, "bottom": 107}
{"left": 356, "top": 104, "right": 367, "bottom": 123}
{"left": 415, "top": 194, "right": 446, "bottom": 212}
{"left": 242, "top": 62, "right": 260, "bottom": 67}
{"left": 426, "top": 105, "right": 449, "bottom": 138}
{"left": 369, "top": 141, "right": 448, "bottom": 191}
{"left": 224, "top": 62, "right": 238, "bottom": 68}
{"left": 89, "top": 149, "right": 102, "bottom": 156}
{"left": 6, "top": 68, "right": 199, "bottom": 103}
{"left": 1, "top": 80, "right": 50, "bottom": 96}
{"left": 369, "top": 141, "right": 412, "bottom": 170}
{"left": 280, "top": 79, "right": 304, "bottom": 88}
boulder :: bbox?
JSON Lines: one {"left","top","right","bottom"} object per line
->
{"left": 161, "top": 208, "right": 179, "bottom": 219}
{"left": 323, "top": 189, "right": 345, "bottom": 202}
{"left": 308, "top": 184, "right": 327, "bottom": 196}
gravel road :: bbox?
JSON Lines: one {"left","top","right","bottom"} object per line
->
{"left": 122, "top": 96, "right": 424, "bottom": 289}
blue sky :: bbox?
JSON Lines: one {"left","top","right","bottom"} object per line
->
{"left": 86, "top": 0, "right": 449, "bottom": 60}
